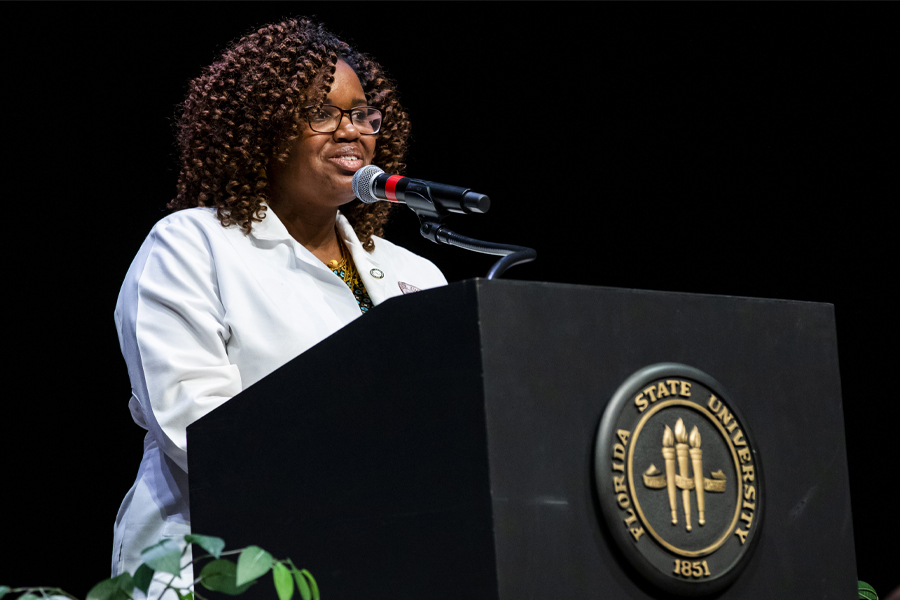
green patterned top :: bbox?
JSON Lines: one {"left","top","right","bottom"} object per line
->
{"left": 328, "top": 244, "right": 374, "bottom": 313}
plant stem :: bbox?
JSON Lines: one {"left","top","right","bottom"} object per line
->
{"left": 154, "top": 545, "right": 190, "bottom": 600}
{"left": 10, "top": 588, "right": 79, "bottom": 600}
{"left": 150, "top": 544, "right": 245, "bottom": 600}
{"left": 179, "top": 547, "right": 242, "bottom": 575}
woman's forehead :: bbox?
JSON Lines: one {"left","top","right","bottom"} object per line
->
{"left": 324, "top": 60, "right": 367, "bottom": 105}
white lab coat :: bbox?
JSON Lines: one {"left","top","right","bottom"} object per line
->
{"left": 112, "top": 206, "right": 446, "bottom": 585}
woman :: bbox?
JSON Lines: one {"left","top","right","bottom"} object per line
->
{"left": 112, "top": 17, "right": 446, "bottom": 590}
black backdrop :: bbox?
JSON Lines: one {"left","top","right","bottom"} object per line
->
{"left": 4, "top": 3, "right": 897, "bottom": 597}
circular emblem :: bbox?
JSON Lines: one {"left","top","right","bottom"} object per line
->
{"left": 594, "top": 363, "right": 763, "bottom": 596}
{"left": 370, "top": 268, "right": 384, "bottom": 279}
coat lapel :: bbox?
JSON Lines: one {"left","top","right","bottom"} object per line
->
{"left": 336, "top": 213, "right": 400, "bottom": 306}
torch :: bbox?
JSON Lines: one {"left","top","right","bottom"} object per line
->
{"left": 690, "top": 425, "right": 705, "bottom": 526}
{"left": 663, "top": 424, "right": 678, "bottom": 525}
{"left": 675, "top": 418, "right": 692, "bottom": 531}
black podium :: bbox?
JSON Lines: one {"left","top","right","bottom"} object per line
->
{"left": 187, "top": 279, "right": 856, "bottom": 599}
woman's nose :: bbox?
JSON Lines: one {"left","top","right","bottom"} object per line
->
{"left": 333, "top": 114, "right": 361, "bottom": 140}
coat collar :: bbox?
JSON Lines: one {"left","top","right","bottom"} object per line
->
{"left": 250, "top": 205, "right": 378, "bottom": 258}
{"left": 335, "top": 212, "right": 380, "bottom": 266}
{"left": 337, "top": 212, "right": 395, "bottom": 306}
{"left": 248, "top": 203, "right": 295, "bottom": 242}
{"left": 249, "top": 205, "right": 395, "bottom": 305}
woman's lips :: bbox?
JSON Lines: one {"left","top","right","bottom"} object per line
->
{"left": 329, "top": 156, "right": 364, "bottom": 172}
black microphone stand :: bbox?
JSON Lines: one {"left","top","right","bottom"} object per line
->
{"left": 419, "top": 222, "right": 537, "bottom": 280}
{"left": 401, "top": 185, "right": 537, "bottom": 280}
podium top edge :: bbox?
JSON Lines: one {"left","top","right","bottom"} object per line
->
{"left": 452, "top": 278, "right": 834, "bottom": 308}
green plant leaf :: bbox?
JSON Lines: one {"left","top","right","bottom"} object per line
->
{"left": 19, "top": 595, "right": 39, "bottom": 600}
{"left": 199, "top": 560, "right": 255, "bottom": 596}
{"left": 133, "top": 564, "right": 155, "bottom": 595}
{"left": 185, "top": 534, "right": 225, "bottom": 559}
{"left": 300, "top": 569, "right": 319, "bottom": 600}
{"left": 291, "top": 568, "right": 311, "bottom": 600}
{"left": 236, "top": 546, "right": 273, "bottom": 586}
{"left": 140, "top": 538, "right": 183, "bottom": 576}
{"left": 859, "top": 580, "right": 879, "bottom": 600}
{"left": 181, "top": 593, "right": 193, "bottom": 600}
{"left": 86, "top": 574, "right": 132, "bottom": 600}
{"left": 0, "top": 586, "right": 10, "bottom": 600}
{"left": 87, "top": 579, "right": 119, "bottom": 600}
{"left": 272, "top": 562, "right": 293, "bottom": 600}
{"left": 113, "top": 573, "right": 134, "bottom": 593}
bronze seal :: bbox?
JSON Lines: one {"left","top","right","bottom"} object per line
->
{"left": 594, "top": 363, "right": 763, "bottom": 596}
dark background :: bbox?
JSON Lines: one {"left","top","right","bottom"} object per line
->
{"left": 4, "top": 3, "right": 897, "bottom": 598}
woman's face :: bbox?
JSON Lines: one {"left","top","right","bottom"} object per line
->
{"left": 269, "top": 59, "right": 376, "bottom": 212}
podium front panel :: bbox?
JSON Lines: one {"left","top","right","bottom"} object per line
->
{"left": 189, "top": 280, "right": 856, "bottom": 599}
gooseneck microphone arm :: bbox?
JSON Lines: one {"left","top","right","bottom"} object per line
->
{"left": 352, "top": 165, "right": 536, "bottom": 280}
{"left": 419, "top": 222, "right": 538, "bottom": 280}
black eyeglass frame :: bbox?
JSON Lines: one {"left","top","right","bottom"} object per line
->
{"left": 304, "top": 105, "right": 383, "bottom": 135}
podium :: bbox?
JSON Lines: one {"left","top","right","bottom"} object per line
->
{"left": 187, "top": 279, "right": 857, "bottom": 599}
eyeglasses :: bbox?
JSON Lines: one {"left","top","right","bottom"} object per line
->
{"left": 304, "top": 105, "right": 382, "bottom": 135}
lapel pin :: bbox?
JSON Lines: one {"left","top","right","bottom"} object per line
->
{"left": 398, "top": 281, "right": 422, "bottom": 294}
{"left": 370, "top": 268, "right": 384, "bottom": 279}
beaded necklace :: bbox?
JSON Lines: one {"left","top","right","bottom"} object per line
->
{"left": 327, "top": 240, "right": 374, "bottom": 314}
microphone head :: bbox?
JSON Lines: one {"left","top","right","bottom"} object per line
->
{"left": 352, "top": 164, "right": 384, "bottom": 204}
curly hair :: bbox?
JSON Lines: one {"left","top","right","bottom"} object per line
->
{"left": 167, "top": 17, "right": 410, "bottom": 249}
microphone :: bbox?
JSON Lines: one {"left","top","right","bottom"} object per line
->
{"left": 352, "top": 165, "right": 490, "bottom": 215}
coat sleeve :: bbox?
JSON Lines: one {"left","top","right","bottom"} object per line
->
{"left": 115, "top": 214, "right": 242, "bottom": 473}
